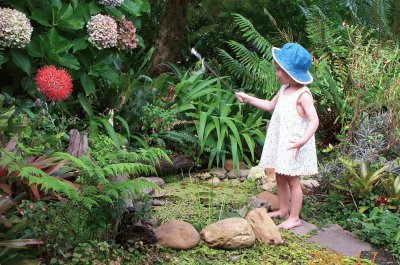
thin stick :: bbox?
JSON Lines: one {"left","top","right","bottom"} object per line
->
{"left": 190, "top": 48, "right": 236, "bottom": 92}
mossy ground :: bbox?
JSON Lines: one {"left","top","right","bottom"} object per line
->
{"left": 148, "top": 176, "right": 375, "bottom": 265}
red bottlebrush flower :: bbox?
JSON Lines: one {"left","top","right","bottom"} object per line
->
{"left": 35, "top": 65, "right": 73, "bottom": 101}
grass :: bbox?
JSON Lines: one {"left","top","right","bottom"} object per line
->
{"left": 148, "top": 176, "right": 377, "bottom": 265}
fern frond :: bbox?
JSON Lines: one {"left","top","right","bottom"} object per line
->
{"left": 78, "top": 196, "right": 98, "bottom": 209}
{"left": 110, "top": 179, "right": 157, "bottom": 197}
{"left": 232, "top": 13, "right": 272, "bottom": 58}
{"left": 218, "top": 49, "right": 247, "bottom": 80}
{"left": 104, "top": 163, "right": 156, "bottom": 178}
{"left": 51, "top": 152, "right": 94, "bottom": 175}
{"left": 160, "top": 130, "right": 198, "bottom": 146}
{"left": 12, "top": 166, "right": 78, "bottom": 199}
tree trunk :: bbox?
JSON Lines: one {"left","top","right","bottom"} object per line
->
{"left": 148, "top": 0, "right": 189, "bottom": 76}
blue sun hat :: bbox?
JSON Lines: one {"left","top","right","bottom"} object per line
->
{"left": 272, "top": 43, "right": 313, "bottom": 84}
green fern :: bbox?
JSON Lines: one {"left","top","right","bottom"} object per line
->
{"left": 10, "top": 165, "right": 79, "bottom": 199}
{"left": 160, "top": 130, "right": 198, "bottom": 147}
{"left": 104, "top": 163, "right": 156, "bottom": 178}
{"left": 232, "top": 13, "right": 273, "bottom": 58}
{"left": 218, "top": 14, "right": 279, "bottom": 95}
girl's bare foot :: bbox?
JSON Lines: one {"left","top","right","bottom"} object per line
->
{"left": 267, "top": 210, "right": 289, "bottom": 219}
{"left": 277, "top": 218, "right": 301, "bottom": 229}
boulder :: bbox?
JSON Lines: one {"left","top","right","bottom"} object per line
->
{"left": 208, "top": 177, "right": 221, "bottom": 184}
{"left": 210, "top": 167, "right": 227, "bottom": 180}
{"left": 156, "top": 220, "right": 200, "bottom": 250}
{"left": 224, "top": 160, "right": 248, "bottom": 172}
{"left": 256, "top": 191, "right": 279, "bottom": 211}
{"left": 301, "top": 179, "right": 320, "bottom": 189}
{"left": 141, "top": 177, "right": 166, "bottom": 188}
{"left": 200, "top": 217, "right": 255, "bottom": 249}
{"left": 245, "top": 208, "right": 283, "bottom": 245}
{"left": 247, "top": 166, "right": 265, "bottom": 180}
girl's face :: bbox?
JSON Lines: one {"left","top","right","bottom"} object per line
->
{"left": 274, "top": 62, "right": 293, "bottom": 85}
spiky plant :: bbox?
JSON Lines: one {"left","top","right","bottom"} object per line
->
{"left": 348, "top": 112, "right": 389, "bottom": 163}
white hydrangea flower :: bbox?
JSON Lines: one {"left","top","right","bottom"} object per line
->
{"left": 98, "top": 0, "right": 124, "bottom": 7}
{"left": 0, "top": 7, "right": 33, "bottom": 48}
{"left": 87, "top": 14, "right": 118, "bottom": 49}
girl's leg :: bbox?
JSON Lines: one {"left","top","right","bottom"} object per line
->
{"left": 278, "top": 176, "right": 302, "bottom": 229}
{"left": 268, "top": 173, "right": 289, "bottom": 218}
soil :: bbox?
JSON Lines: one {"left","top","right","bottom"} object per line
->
{"left": 361, "top": 246, "right": 399, "bottom": 265}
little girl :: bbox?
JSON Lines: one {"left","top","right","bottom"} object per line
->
{"left": 235, "top": 43, "right": 319, "bottom": 229}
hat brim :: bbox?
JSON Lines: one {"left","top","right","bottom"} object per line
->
{"left": 272, "top": 47, "right": 313, "bottom": 85}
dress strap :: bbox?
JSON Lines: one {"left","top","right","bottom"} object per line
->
{"left": 295, "top": 86, "right": 312, "bottom": 104}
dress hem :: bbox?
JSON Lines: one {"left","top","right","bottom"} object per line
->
{"left": 258, "top": 165, "right": 318, "bottom": 177}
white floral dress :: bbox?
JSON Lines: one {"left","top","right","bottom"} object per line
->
{"left": 258, "top": 85, "right": 318, "bottom": 176}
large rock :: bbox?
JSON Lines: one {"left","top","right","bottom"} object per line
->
{"left": 156, "top": 220, "right": 200, "bottom": 250}
{"left": 247, "top": 166, "right": 265, "bottom": 180}
{"left": 224, "top": 159, "right": 247, "bottom": 172}
{"left": 245, "top": 208, "right": 283, "bottom": 245}
{"left": 210, "top": 167, "right": 227, "bottom": 180}
{"left": 301, "top": 179, "right": 320, "bottom": 189}
{"left": 200, "top": 217, "right": 255, "bottom": 249}
{"left": 256, "top": 191, "right": 279, "bottom": 211}
{"left": 141, "top": 177, "right": 166, "bottom": 188}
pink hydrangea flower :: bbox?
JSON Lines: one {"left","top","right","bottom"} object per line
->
{"left": 87, "top": 14, "right": 118, "bottom": 49}
{"left": 117, "top": 17, "right": 138, "bottom": 50}
{"left": 0, "top": 7, "right": 33, "bottom": 48}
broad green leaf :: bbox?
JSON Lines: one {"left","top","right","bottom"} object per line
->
{"left": 242, "top": 133, "right": 255, "bottom": 161}
{"left": 221, "top": 117, "right": 243, "bottom": 153}
{"left": 58, "top": 16, "right": 85, "bottom": 30}
{"left": 204, "top": 123, "right": 216, "bottom": 147}
{"left": 51, "top": 0, "right": 62, "bottom": 13}
{"left": 102, "top": 70, "right": 119, "bottom": 84}
{"left": 21, "top": 76, "right": 36, "bottom": 97}
{"left": 57, "top": 4, "right": 73, "bottom": 21}
{"left": 10, "top": 49, "right": 32, "bottom": 74}
{"left": 80, "top": 73, "right": 96, "bottom": 96}
{"left": 0, "top": 52, "right": 8, "bottom": 66}
{"left": 115, "top": 115, "right": 130, "bottom": 138}
{"left": 229, "top": 135, "right": 239, "bottom": 171}
{"left": 394, "top": 175, "right": 400, "bottom": 194}
{"left": 132, "top": 135, "right": 150, "bottom": 149}
{"left": 26, "top": 34, "right": 44, "bottom": 58}
{"left": 106, "top": 7, "right": 123, "bottom": 19}
{"left": 98, "top": 117, "right": 121, "bottom": 149}
{"left": 31, "top": 9, "right": 50, "bottom": 26}
{"left": 72, "top": 36, "right": 89, "bottom": 53}
{"left": 88, "top": 0, "right": 102, "bottom": 15}
{"left": 89, "top": 65, "right": 109, "bottom": 77}
{"left": 47, "top": 28, "right": 73, "bottom": 53}
{"left": 122, "top": 0, "right": 140, "bottom": 15}
{"left": 197, "top": 111, "right": 208, "bottom": 149}
{"left": 59, "top": 53, "right": 80, "bottom": 70}
{"left": 358, "top": 206, "right": 370, "bottom": 213}
{"left": 78, "top": 93, "right": 94, "bottom": 117}
{"left": 140, "top": 0, "right": 150, "bottom": 13}
{"left": 176, "top": 103, "right": 195, "bottom": 113}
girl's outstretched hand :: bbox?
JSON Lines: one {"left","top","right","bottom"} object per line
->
{"left": 235, "top": 92, "right": 250, "bottom": 103}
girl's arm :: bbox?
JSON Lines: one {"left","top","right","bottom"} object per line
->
{"left": 235, "top": 92, "right": 279, "bottom": 112}
{"left": 288, "top": 92, "right": 319, "bottom": 159}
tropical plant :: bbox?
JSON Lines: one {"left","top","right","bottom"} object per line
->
{"left": 170, "top": 72, "right": 265, "bottom": 170}
{"left": 334, "top": 158, "right": 389, "bottom": 200}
